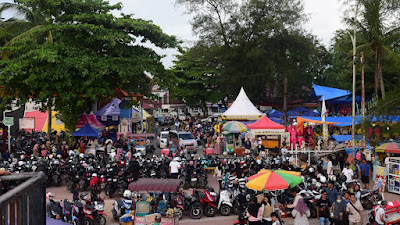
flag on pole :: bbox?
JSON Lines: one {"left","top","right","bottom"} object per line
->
{"left": 321, "top": 97, "right": 328, "bottom": 150}
{"left": 321, "top": 97, "right": 327, "bottom": 119}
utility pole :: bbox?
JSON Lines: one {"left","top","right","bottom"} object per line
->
{"left": 361, "top": 52, "right": 366, "bottom": 148}
{"left": 283, "top": 76, "right": 288, "bottom": 127}
{"left": 351, "top": 3, "right": 360, "bottom": 157}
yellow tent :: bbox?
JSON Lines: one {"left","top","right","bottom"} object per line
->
{"left": 43, "top": 111, "right": 66, "bottom": 133}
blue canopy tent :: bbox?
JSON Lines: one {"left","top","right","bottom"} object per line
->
{"left": 95, "top": 98, "right": 121, "bottom": 126}
{"left": 294, "top": 107, "right": 309, "bottom": 112}
{"left": 268, "top": 110, "right": 284, "bottom": 118}
{"left": 270, "top": 117, "right": 284, "bottom": 124}
{"left": 72, "top": 124, "right": 101, "bottom": 137}
{"left": 303, "top": 110, "right": 320, "bottom": 116}
{"left": 287, "top": 110, "right": 300, "bottom": 116}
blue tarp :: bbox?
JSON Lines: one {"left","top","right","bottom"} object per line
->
{"left": 299, "top": 116, "right": 363, "bottom": 127}
{"left": 120, "top": 107, "right": 139, "bottom": 119}
{"left": 72, "top": 124, "right": 101, "bottom": 137}
{"left": 312, "top": 84, "right": 351, "bottom": 101}
{"left": 329, "top": 135, "right": 362, "bottom": 142}
{"left": 269, "top": 110, "right": 284, "bottom": 118}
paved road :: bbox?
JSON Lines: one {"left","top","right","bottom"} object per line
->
{"left": 47, "top": 143, "right": 400, "bottom": 225}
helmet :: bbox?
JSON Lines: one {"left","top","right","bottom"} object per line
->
{"left": 79, "top": 153, "right": 84, "bottom": 159}
{"left": 308, "top": 167, "right": 315, "bottom": 173}
{"left": 80, "top": 192, "right": 89, "bottom": 200}
{"left": 46, "top": 192, "right": 54, "bottom": 200}
{"left": 92, "top": 173, "right": 97, "bottom": 177}
{"left": 123, "top": 190, "right": 132, "bottom": 198}
{"left": 20, "top": 155, "right": 25, "bottom": 160}
{"left": 320, "top": 176, "right": 327, "bottom": 183}
{"left": 330, "top": 175, "right": 337, "bottom": 182}
{"left": 48, "top": 154, "right": 54, "bottom": 160}
{"left": 18, "top": 161, "right": 25, "bottom": 166}
{"left": 189, "top": 161, "right": 194, "bottom": 166}
{"left": 57, "top": 154, "right": 62, "bottom": 159}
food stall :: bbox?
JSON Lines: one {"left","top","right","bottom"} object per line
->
{"left": 128, "top": 178, "right": 181, "bottom": 225}
{"left": 247, "top": 116, "right": 289, "bottom": 149}
{"left": 388, "top": 157, "right": 400, "bottom": 195}
{"left": 117, "top": 133, "right": 155, "bottom": 155}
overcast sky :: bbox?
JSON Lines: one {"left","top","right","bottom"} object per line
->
{"left": 109, "top": 0, "right": 345, "bottom": 68}
{"left": 1, "top": 0, "right": 346, "bottom": 68}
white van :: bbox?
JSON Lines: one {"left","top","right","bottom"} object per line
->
{"left": 158, "top": 131, "right": 169, "bottom": 148}
{"left": 169, "top": 130, "right": 198, "bottom": 153}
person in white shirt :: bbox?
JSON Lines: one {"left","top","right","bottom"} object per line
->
{"left": 341, "top": 163, "right": 354, "bottom": 183}
{"left": 169, "top": 157, "right": 181, "bottom": 179}
{"left": 327, "top": 157, "right": 333, "bottom": 177}
{"left": 375, "top": 200, "right": 388, "bottom": 225}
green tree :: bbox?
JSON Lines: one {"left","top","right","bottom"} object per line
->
{"left": 0, "top": 0, "right": 178, "bottom": 132}
{"left": 174, "top": 0, "right": 329, "bottom": 107}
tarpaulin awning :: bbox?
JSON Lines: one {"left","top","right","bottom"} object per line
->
{"left": 297, "top": 116, "right": 362, "bottom": 128}
{"left": 128, "top": 178, "right": 182, "bottom": 192}
{"left": 329, "top": 135, "right": 362, "bottom": 142}
{"left": 72, "top": 124, "right": 101, "bottom": 137}
{"left": 312, "top": 84, "right": 351, "bottom": 101}
{"left": 247, "top": 115, "right": 285, "bottom": 130}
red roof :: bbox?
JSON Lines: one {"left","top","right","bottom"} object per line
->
{"left": 247, "top": 115, "right": 285, "bottom": 130}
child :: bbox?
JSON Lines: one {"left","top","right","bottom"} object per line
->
{"left": 272, "top": 212, "right": 283, "bottom": 225}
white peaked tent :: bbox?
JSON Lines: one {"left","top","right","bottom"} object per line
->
{"left": 221, "top": 87, "right": 263, "bottom": 120}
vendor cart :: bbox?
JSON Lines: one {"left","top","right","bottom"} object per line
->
{"left": 124, "top": 133, "right": 155, "bottom": 156}
{"left": 128, "top": 178, "right": 182, "bottom": 225}
{"left": 388, "top": 157, "right": 400, "bottom": 195}
{"left": 371, "top": 201, "right": 400, "bottom": 225}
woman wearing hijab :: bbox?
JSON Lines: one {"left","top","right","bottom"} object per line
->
{"left": 291, "top": 196, "right": 310, "bottom": 225}
{"left": 247, "top": 196, "right": 263, "bottom": 225}
{"left": 372, "top": 153, "right": 381, "bottom": 180}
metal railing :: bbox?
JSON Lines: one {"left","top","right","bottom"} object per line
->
{"left": 0, "top": 172, "right": 47, "bottom": 225}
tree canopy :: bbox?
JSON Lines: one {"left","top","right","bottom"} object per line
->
{"left": 0, "top": 0, "right": 178, "bottom": 131}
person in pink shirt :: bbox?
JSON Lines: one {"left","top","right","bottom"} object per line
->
{"left": 247, "top": 196, "right": 263, "bottom": 225}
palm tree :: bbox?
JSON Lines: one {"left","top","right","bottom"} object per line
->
{"left": 356, "top": 0, "right": 400, "bottom": 99}
{"left": 0, "top": 2, "right": 50, "bottom": 60}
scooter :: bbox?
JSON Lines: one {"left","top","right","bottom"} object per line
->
{"left": 62, "top": 199, "right": 80, "bottom": 225}
{"left": 218, "top": 190, "right": 233, "bottom": 216}
{"left": 112, "top": 198, "right": 133, "bottom": 221}
{"left": 175, "top": 191, "right": 204, "bottom": 219}
{"left": 360, "top": 189, "right": 382, "bottom": 209}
